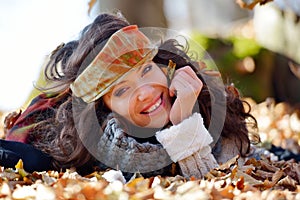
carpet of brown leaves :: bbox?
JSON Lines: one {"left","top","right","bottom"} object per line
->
{"left": 0, "top": 98, "right": 300, "bottom": 199}
{"left": 1, "top": 157, "right": 300, "bottom": 199}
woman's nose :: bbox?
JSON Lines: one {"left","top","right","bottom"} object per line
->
{"left": 136, "top": 85, "right": 155, "bottom": 101}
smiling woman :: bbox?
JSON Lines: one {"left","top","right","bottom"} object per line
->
{"left": 1, "top": 12, "right": 259, "bottom": 180}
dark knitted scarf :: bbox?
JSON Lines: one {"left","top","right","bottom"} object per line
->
{"left": 95, "top": 116, "right": 176, "bottom": 174}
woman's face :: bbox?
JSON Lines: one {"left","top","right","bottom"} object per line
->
{"left": 103, "top": 62, "right": 172, "bottom": 128}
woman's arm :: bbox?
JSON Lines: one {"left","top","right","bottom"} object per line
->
{"left": 155, "top": 112, "right": 219, "bottom": 178}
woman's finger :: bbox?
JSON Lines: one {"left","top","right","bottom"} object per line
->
{"left": 170, "top": 69, "right": 202, "bottom": 95}
{"left": 175, "top": 66, "right": 200, "bottom": 80}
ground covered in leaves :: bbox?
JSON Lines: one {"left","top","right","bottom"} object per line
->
{"left": 0, "top": 97, "right": 300, "bottom": 199}
{"left": 1, "top": 156, "right": 300, "bottom": 199}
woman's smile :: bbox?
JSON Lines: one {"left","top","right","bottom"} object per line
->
{"left": 141, "top": 94, "right": 163, "bottom": 114}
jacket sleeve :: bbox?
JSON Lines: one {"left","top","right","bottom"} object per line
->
{"left": 0, "top": 139, "right": 53, "bottom": 172}
{"left": 155, "top": 112, "right": 219, "bottom": 178}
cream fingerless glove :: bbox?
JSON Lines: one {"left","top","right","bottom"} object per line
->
{"left": 155, "top": 113, "right": 219, "bottom": 178}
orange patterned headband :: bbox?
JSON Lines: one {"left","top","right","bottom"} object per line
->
{"left": 70, "top": 25, "right": 158, "bottom": 103}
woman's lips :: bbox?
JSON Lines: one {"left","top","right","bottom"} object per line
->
{"left": 141, "top": 94, "right": 163, "bottom": 114}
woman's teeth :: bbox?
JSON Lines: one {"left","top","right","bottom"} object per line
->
{"left": 144, "top": 98, "right": 162, "bottom": 113}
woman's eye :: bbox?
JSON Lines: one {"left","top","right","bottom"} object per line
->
{"left": 114, "top": 87, "right": 128, "bottom": 97}
{"left": 142, "top": 64, "right": 152, "bottom": 76}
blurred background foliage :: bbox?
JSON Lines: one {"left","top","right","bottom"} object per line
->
{"left": 23, "top": 0, "right": 300, "bottom": 108}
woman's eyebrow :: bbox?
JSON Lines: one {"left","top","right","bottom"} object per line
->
{"left": 113, "top": 62, "right": 152, "bottom": 89}
{"left": 136, "top": 65, "right": 144, "bottom": 74}
{"left": 137, "top": 63, "right": 151, "bottom": 74}
{"left": 113, "top": 80, "right": 127, "bottom": 88}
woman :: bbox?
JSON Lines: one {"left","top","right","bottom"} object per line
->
{"left": 2, "top": 12, "right": 258, "bottom": 179}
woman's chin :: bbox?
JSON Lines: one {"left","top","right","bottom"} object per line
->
{"left": 135, "top": 114, "right": 169, "bottom": 129}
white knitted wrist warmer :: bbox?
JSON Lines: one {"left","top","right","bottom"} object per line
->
{"left": 155, "top": 112, "right": 213, "bottom": 162}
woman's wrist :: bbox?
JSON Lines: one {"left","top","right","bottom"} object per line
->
{"left": 178, "top": 146, "right": 219, "bottom": 178}
{"left": 155, "top": 112, "right": 213, "bottom": 162}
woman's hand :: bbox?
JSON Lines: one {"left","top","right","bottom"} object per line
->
{"left": 169, "top": 66, "right": 203, "bottom": 125}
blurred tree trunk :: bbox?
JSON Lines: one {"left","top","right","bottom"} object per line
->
{"left": 98, "top": 0, "right": 168, "bottom": 27}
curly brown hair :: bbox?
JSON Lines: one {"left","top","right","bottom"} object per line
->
{"left": 28, "top": 12, "right": 258, "bottom": 171}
